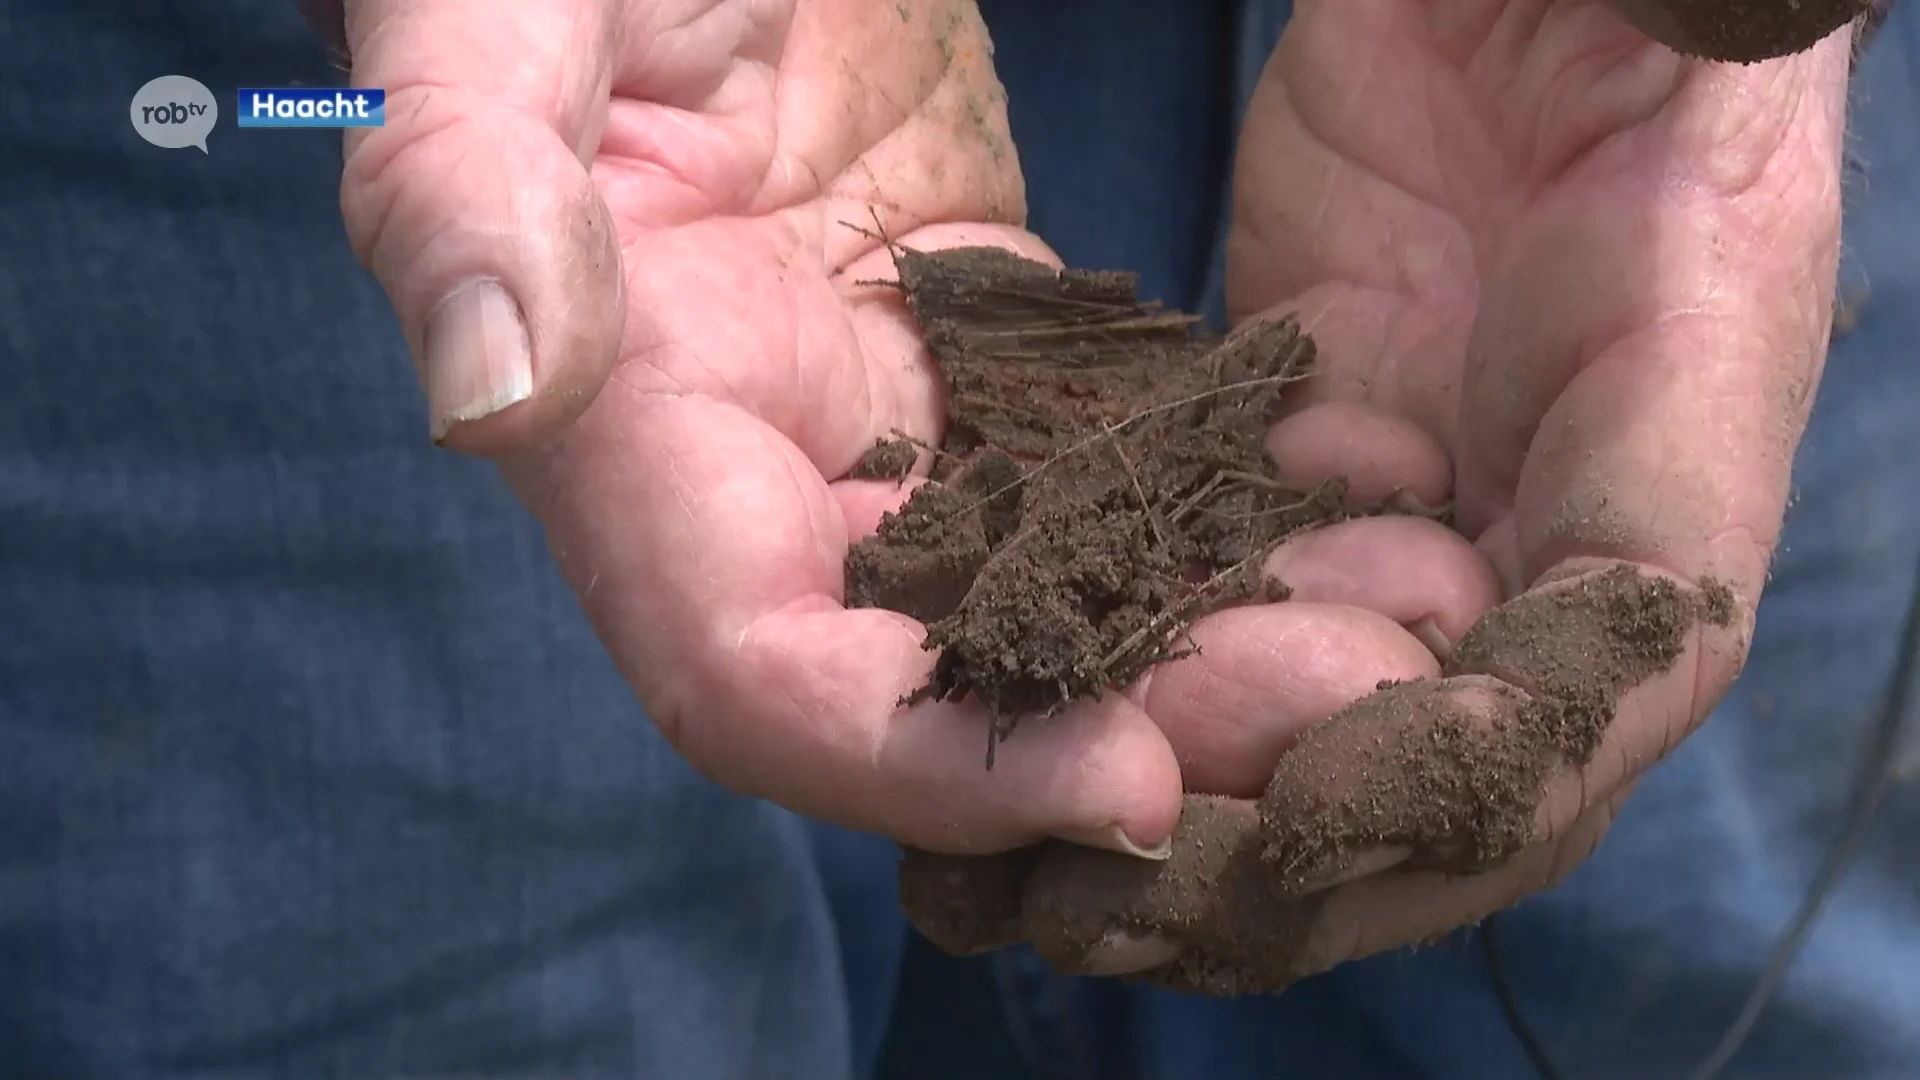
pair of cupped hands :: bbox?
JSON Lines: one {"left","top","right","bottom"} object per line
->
{"left": 322, "top": 0, "right": 1863, "bottom": 984}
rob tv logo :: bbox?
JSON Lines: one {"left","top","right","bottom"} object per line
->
{"left": 129, "top": 75, "right": 218, "bottom": 152}
{"left": 237, "top": 86, "right": 387, "bottom": 128}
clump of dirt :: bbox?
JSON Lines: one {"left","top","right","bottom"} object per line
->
{"left": 843, "top": 245, "right": 1362, "bottom": 762}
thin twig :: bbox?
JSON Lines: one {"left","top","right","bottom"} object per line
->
{"left": 936, "top": 369, "right": 1312, "bottom": 524}
{"left": 1097, "top": 546, "right": 1269, "bottom": 672}
{"left": 1105, "top": 423, "right": 1170, "bottom": 551}
{"left": 1167, "top": 472, "right": 1228, "bottom": 526}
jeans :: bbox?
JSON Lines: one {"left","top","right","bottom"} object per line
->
{"left": 3, "top": 2, "right": 1916, "bottom": 1079}
{"left": 1, "top": 2, "right": 860, "bottom": 1075}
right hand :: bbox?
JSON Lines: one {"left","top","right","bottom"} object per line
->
{"left": 329, "top": 0, "right": 1501, "bottom": 858}
{"left": 330, "top": 0, "right": 1182, "bottom": 855}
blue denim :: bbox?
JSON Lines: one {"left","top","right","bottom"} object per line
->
{"left": 0, "top": 3, "right": 865, "bottom": 1076}
{"left": 901, "top": 3, "right": 1920, "bottom": 1079}
{"left": 4, "top": 1, "right": 1917, "bottom": 1079}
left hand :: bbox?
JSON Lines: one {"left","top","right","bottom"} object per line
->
{"left": 901, "top": 0, "right": 1857, "bottom": 993}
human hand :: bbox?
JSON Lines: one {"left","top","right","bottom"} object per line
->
{"left": 898, "top": 0, "right": 1860, "bottom": 993}
{"left": 334, "top": 0, "right": 1462, "bottom": 860}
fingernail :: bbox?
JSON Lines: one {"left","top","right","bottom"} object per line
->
{"left": 1079, "top": 930, "right": 1182, "bottom": 976}
{"left": 1056, "top": 824, "right": 1173, "bottom": 861}
{"left": 421, "top": 279, "right": 534, "bottom": 443}
{"left": 1409, "top": 616, "right": 1454, "bottom": 661}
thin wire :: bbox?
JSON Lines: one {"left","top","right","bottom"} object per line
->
{"left": 1482, "top": 914, "right": 1569, "bottom": 1080}
{"left": 1488, "top": 545, "right": 1920, "bottom": 1080}
{"left": 1683, "top": 547, "right": 1920, "bottom": 1080}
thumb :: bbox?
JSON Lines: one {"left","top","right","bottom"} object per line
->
{"left": 338, "top": 0, "right": 625, "bottom": 452}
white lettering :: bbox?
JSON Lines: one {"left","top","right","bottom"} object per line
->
{"left": 250, "top": 92, "right": 275, "bottom": 117}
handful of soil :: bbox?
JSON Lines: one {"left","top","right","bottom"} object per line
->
{"left": 847, "top": 244, "right": 1733, "bottom": 996}
{"left": 843, "top": 245, "right": 1373, "bottom": 762}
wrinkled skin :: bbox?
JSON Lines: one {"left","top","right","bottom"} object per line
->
{"left": 1064, "top": 0, "right": 1854, "bottom": 982}
{"left": 334, "top": 0, "right": 1855, "bottom": 984}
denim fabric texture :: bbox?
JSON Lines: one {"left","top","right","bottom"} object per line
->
{"left": 0, "top": 3, "right": 856, "bottom": 1077}
{"left": 3, "top": 1, "right": 1917, "bottom": 1078}
{"left": 921, "top": 3, "right": 1920, "bottom": 1078}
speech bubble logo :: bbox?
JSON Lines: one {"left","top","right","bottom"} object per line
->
{"left": 130, "top": 75, "right": 219, "bottom": 153}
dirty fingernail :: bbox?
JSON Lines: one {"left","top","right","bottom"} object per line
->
{"left": 1056, "top": 824, "right": 1173, "bottom": 861}
{"left": 1079, "top": 930, "right": 1182, "bottom": 976}
{"left": 421, "top": 279, "right": 534, "bottom": 443}
{"left": 1409, "top": 616, "right": 1453, "bottom": 661}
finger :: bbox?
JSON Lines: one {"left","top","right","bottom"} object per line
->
{"left": 1141, "top": 604, "right": 1441, "bottom": 797}
{"left": 1262, "top": 516, "right": 1504, "bottom": 652}
{"left": 913, "top": 781, "right": 1628, "bottom": 993}
{"left": 900, "top": 795, "right": 1286, "bottom": 980}
{"left": 1139, "top": 509, "right": 1494, "bottom": 797}
{"left": 909, "top": 788, "right": 1310, "bottom": 964}
{"left": 1024, "top": 787, "right": 1627, "bottom": 989}
{"left": 340, "top": 0, "right": 625, "bottom": 450}
{"left": 1019, "top": 795, "right": 1300, "bottom": 991}
{"left": 1265, "top": 400, "right": 1453, "bottom": 508}
{"left": 1286, "top": 786, "right": 1629, "bottom": 979}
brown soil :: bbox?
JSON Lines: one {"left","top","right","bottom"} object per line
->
{"left": 1606, "top": 0, "right": 1872, "bottom": 62}
{"left": 845, "top": 246, "right": 1356, "bottom": 762}
{"left": 848, "top": 244, "right": 1732, "bottom": 995}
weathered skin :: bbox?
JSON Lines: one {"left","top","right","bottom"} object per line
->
{"left": 898, "top": 0, "right": 1856, "bottom": 988}
{"left": 334, "top": 0, "right": 1863, "bottom": 988}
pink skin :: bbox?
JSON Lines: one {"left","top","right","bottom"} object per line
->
{"left": 1183, "top": 0, "right": 1849, "bottom": 971}
{"left": 336, "top": 0, "right": 1850, "bottom": 966}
